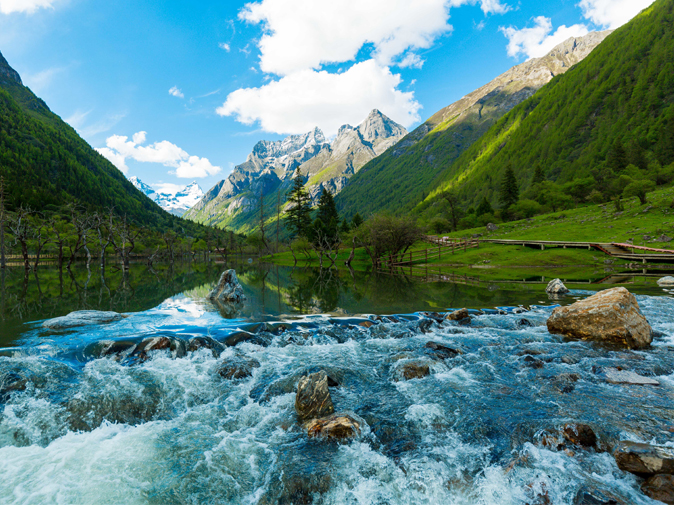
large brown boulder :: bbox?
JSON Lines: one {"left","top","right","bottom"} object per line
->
{"left": 306, "top": 414, "right": 361, "bottom": 440}
{"left": 546, "top": 287, "right": 652, "bottom": 349}
{"left": 642, "top": 474, "right": 674, "bottom": 504}
{"left": 614, "top": 441, "right": 674, "bottom": 476}
{"left": 295, "top": 371, "right": 334, "bottom": 421}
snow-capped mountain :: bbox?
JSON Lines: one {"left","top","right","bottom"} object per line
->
{"left": 129, "top": 176, "right": 203, "bottom": 217}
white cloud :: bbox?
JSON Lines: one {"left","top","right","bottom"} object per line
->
{"left": 0, "top": 0, "right": 53, "bottom": 14}
{"left": 219, "top": 42, "right": 231, "bottom": 51}
{"left": 578, "top": 0, "right": 656, "bottom": 29}
{"left": 96, "top": 132, "right": 221, "bottom": 179}
{"left": 168, "top": 86, "right": 184, "bottom": 98}
{"left": 500, "top": 16, "right": 589, "bottom": 60}
{"left": 239, "top": 0, "right": 508, "bottom": 76}
{"left": 397, "top": 52, "right": 424, "bottom": 69}
{"left": 217, "top": 59, "right": 420, "bottom": 136}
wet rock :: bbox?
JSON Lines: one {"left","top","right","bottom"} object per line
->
{"left": 216, "top": 355, "right": 260, "bottom": 380}
{"left": 546, "top": 278, "right": 569, "bottom": 295}
{"left": 222, "top": 330, "right": 267, "bottom": 347}
{"left": 396, "top": 362, "right": 430, "bottom": 381}
{"left": 605, "top": 368, "right": 659, "bottom": 386}
{"left": 562, "top": 423, "right": 597, "bottom": 448}
{"left": 187, "top": 337, "right": 224, "bottom": 355}
{"left": 614, "top": 441, "right": 674, "bottom": 476}
{"left": 132, "top": 336, "right": 186, "bottom": 361}
{"left": 517, "top": 318, "right": 534, "bottom": 327}
{"left": 574, "top": 487, "right": 624, "bottom": 504}
{"left": 657, "top": 276, "right": 674, "bottom": 287}
{"left": 523, "top": 355, "right": 544, "bottom": 369}
{"left": 275, "top": 473, "right": 332, "bottom": 505}
{"left": 546, "top": 287, "right": 652, "bottom": 349}
{"left": 418, "top": 319, "right": 434, "bottom": 333}
{"left": 446, "top": 308, "right": 469, "bottom": 321}
{"left": 295, "top": 371, "right": 334, "bottom": 421}
{"left": 358, "top": 320, "right": 375, "bottom": 328}
{"left": 207, "top": 269, "right": 246, "bottom": 302}
{"left": 98, "top": 340, "right": 137, "bottom": 359}
{"left": 43, "top": 310, "right": 123, "bottom": 330}
{"left": 425, "top": 341, "right": 461, "bottom": 359}
{"left": 641, "top": 474, "right": 674, "bottom": 504}
{"left": 306, "top": 414, "right": 361, "bottom": 440}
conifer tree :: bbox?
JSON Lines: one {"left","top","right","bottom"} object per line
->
{"left": 351, "top": 213, "right": 364, "bottom": 229}
{"left": 476, "top": 196, "right": 493, "bottom": 216}
{"left": 532, "top": 165, "right": 545, "bottom": 185}
{"left": 499, "top": 164, "right": 519, "bottom": 213}
{"left": 286, "top": 170, "right": 312, "bottom": 238}
{"left": 316, "top": 190, "right": 339, "bottom": 239}
{"left": 607, "top": 139, "right": 628, "bottom": 172}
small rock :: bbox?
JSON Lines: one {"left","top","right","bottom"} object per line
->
{"left": 425, "top": 341, "right": 461, "bottom": 359}
{"left": 43, "top": 310, "right": 123, "bottom": 330}
{"left": 523, "top": 355, "right": 544, "bottom": 369}
{"left": 208, "top": 269, "right": 246, "bottom": 302}
{"left": 605, "top": 368, "right": 659, "bottom": 386}
{"left": 562, "top": 423, "right": 597, "bottom": 448}
{"left": 517, "top": 318, "right": 534, "bottom": 327}
{"left": 660, "top": 235, "right": 673, "bottom": 243}
{"left": 472, "top": 233, "right": 483, "bottom": 238}
{"left": 446, "top": 308, "right": 469, "bottom": 321}
{"left": 306, "top": 414, "right": 361, "bottom": 440}
{"left": 546, "top": 287, "right": 652, "bottom": 349}
{"left": 358, "top": 320, "right": 375, "bottom": 328}
{"left": 217, "top": 356, "right": 260, "bottom": 380}
{"left": 486, "top": 223, "right": 499, "bottom": 232}
{"left": 295, "top": 371, "right": 334, "bottom": 421}
{"left": 187, "top": 337, "right": 224, "bottom": 355}
{"left": 614, "top": 441, "right": 674, "bottom": 476}
{"left": 546, "top": 279, "right": 569, "bottom": 295}
{"left": 658, "top": 276, "right": 674, "bottom": 287}
{"left": 641, "top": 474, "right": 674, "bottom": 504}
{"left": 396, "top": 362, "right": 430, "bottom": 381}
{"left": 573, "top": 487, "right": 624, "bottom": 504}
{"left": 99, "top": 340, "right": 137, "bottom": 359}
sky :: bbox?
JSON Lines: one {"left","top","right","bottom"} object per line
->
{"left": 0, "top": 0, "right": 656, "bottom": 196}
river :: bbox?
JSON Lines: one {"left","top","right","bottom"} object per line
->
{"left": 0, "top": 262, "right": 673, "bottom": 504}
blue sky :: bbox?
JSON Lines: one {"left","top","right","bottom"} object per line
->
{"left": 0, "top": 0, "right": 654, "bottom": 195}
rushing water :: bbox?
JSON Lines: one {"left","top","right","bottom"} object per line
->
{"left": 1, "top": 262, "right": 674, "bottom": 504}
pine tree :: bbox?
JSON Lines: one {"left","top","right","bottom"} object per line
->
{"left": 499, "top": 164, "right": 519, "bottom": 212}
{"left": 607, "top": 139, "right": 628, "bottom": 172}
{"left": 351, "top": 212, "right": 364, "bottom": 229}
{"left": 532, "top": 165, "right": 545, "bottom": 185}
{"left": 476, "top": 196, "right": 493, "bottom": 216}
{"left": 286, "top": 170, "right": 312, "bottom": 238}
{"left": 316, "top": 190, "right": 339, "bottom": 238}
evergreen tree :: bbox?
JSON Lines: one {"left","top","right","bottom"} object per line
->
{"left": 351, "top": 213, "right": 364, "bottom": 229}
{"left": 532, "top": 164, "right": 545, "bottom": 185}
{"left": 499, "top": 164, "right": 519, "bottom": 212}
{"left": 476, "top": 196, "right": 493, "bottom": 216}
{"left": 607, "top": 139, "right": 628, "bottom": 173}
{"left": 339, "top": 218, "right": 350, "bottom": 234}
{"left": 286, "top": 170, "right": 312, "bottom": 238}
{"left": 313, "top": 189, "right": 340, "bottom": 245}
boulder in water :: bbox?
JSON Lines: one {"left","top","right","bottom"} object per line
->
{"left": 446, "top": 308, "right": 469, "bottom": 321}
{"left": 396, "top": 362, "right": 431, "bottom": 381}
{"left": 657, "top": 276, "right": 674, "bottom": 287}
{"left": 208, "top": 269, "right": 246, "bottom": 302}
{"left": 43, "top": 310, "right": 123, "bottom": 330}
{"left": 573, "top": 487, "right": 625, "bottom": 504}
{"left": 614, "top": 441, "right": 674, "bottom": 476}
{"left": 641, "top": 474, "right": 674, "bottom": 504}
{"left": 546, "top": 279, "right": 569, "bottom": 295}
{"left": 306, "top": 414, "right": 361, "bottom": 440}
{"left": 295, "top": 371, "right": 334, "bottom": 421}
{"left": 217, "top": 355, "right": 260, "bottom": 380}
{"left": 562, "top": 423, "right": 597, "bottom": 448}
{"left": 605, "top": 368, "right": 659, "bottom": 386}
{"left": 425, "top": 341, "right": 461, "bottom": 360}
{"left": 546, "top": 287, "right": 652, "bottom": 349}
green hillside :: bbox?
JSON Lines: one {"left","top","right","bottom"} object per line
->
{"left": 416, "top": 0, "right": 674, "bottom": 215}
{"left": 0, "top": 51, "right": 195, "bottom": 232}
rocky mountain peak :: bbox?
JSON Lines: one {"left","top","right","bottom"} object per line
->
{"left": 251, "top": 127, "right": 326, "bottom": 161}
{"left": 357, "top": 109, "right": 407, "bottom": 144}
{"left": 0, "top": 51, "right": 22, "bottom": 87}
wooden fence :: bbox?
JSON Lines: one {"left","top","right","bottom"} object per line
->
{"left": 379, "top": 237, "right": 480, "bottom": 267}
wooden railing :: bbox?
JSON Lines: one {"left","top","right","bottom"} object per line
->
{"left": 379, "top": 237, "right": 480, "bottom": 266}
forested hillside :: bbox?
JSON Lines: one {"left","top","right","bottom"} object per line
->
{"left": 416, "top": 0, "right": 674, "bottom": 217}
{"left": 0, "top": 51, "right": 196, "bottom": 232}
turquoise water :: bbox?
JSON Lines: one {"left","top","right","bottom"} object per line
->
{"left": 0, "top": 263, "right": 673, "bottom": 504}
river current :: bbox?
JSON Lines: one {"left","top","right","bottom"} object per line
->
{"left": 1, "top": 264, "right": 674, "bottom": 504}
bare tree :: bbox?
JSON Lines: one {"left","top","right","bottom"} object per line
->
{"left": 111, "top": 216, "right": 143, "bottom": 270}
{"left": 32, "top": 216, "right": 51, "bottom": 271}
{"left": 162, "top": 231, "right": 177, "bottom": 263}
{"left": 0, "top": 176, "right": 6, "bottom": 269}
{"left": 66, "top": 207, "right": 93, "bottom": 269}
{"left": 93, "top": 211, "right": 114, "bottom": 269}
{"left": 9, "top": 206, "right": 32, "bottom": 270}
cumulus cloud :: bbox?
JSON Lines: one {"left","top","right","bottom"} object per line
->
{"left": 96, "top": 132, "right": 221, "bottom": 178}
{"left": 219, "top": 42, "right": 231, "bottom": 51}
{"left": 239, "top": 0, "right": 509, "bottom": 75}
{"left": 168, "top": 86, "right": 184, "bottom": 98}
{"left": 500, "top": 16, "right": 589, "bottom": 60}
{"left": 0, "top": 0, "right": 53, "bottom": 14}
{"left": 578, "top": 0, "right": 656, "bottom": 29}
{"left": 217, "top": 59, "right": 420, "bottom": 136}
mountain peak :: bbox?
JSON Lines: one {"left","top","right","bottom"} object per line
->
{"left": 0, "top": 50, "right": 23, "bottom": 87}
{"left": 357, "top": 109, "right": 407, "bottom": 143}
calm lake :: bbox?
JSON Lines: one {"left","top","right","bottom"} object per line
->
{"left": 1, "top": 262, "right": 673, "bottom": 504}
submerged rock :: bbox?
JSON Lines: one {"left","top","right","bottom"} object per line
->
{"left": 605, "top": 368, "right": 659, "bottom": 386}
{"left": 641, "top": 474, "right": 674, "bottom": 504}
{"left": 446, "top": 308, "right": 469, "bottom": 321}
{"left": 396, "top": 362, "right": 431, "bottom": 381}
{"left": 425, "top": 341, "right": 461, "bottom": 360}
{"left": 562, "top": 423, "right": 597, "bottom": 448}
{"left": 306, "top": 414, "right": 361, "bottom": 440}
{"left": 217, "top": 355, "right": 260, "bottom": 380}
{"left": 208, "top": 269, "right": 246, "bottom": 302}
{"left": 0, "top": 372, "right": 27, "bottom": 402}
{"left": 546, "top": 278, "right": 569, "bottom": 295}
{"left": 43, "top": 310, "right": 123, "bottom": 330}
{"left": 546, "top": 287, "right": 652, "bottom": 349}
{"left": 573, "top": 487, "right": 625, "bottom": 504}
{"left": 295, "top": 371, "right": 334, "bottom": 421}
{"left": 657, "top": 276, "right": 674, "bottom": 287}
{"left": 614, "top": 441, "right": 674, "bottom": 476}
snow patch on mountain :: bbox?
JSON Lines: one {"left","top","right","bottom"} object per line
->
{"left": 129, "top": 176, "right": 203, "bottom": 216}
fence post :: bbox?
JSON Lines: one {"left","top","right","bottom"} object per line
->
{"left": 425, "top": 249, "right": 428, "bottom": 263}
{"left": 438, "top": 246, "right": 441, "bottom": 261}
{"left": 464, "top": 239, "right": 467, "bottom": 253}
